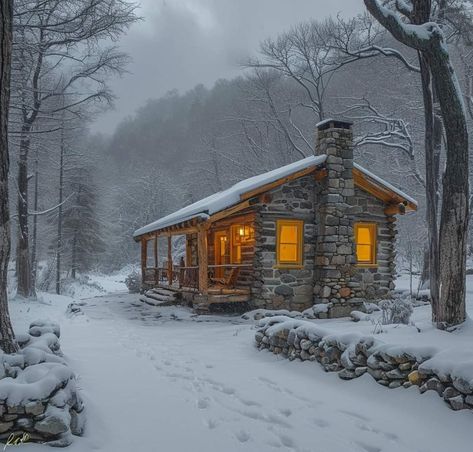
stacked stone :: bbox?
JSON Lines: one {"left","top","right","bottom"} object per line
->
{"left": 255, "top": 319, "right": 473, "bottom": 412}
{"left": 0, "top": 397, "right": 84, "bottom": 446}
{"left": 416, "top": 369, "right": 473, "bottom": 411}
{"left": 313, "top": 120, "right": 357, "bottom": 317}
{"left": 0, "top": 321, "right": 85, "bottom": 447}
{"left": 348, "top": 188, "right": 397, "bottom": 299}
{"left": 252, "top": 175, "right": 317, "bottom": 312}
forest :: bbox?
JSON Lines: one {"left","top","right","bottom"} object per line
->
{"left": 2, "top": 1, "right": 473, "bottom": 306}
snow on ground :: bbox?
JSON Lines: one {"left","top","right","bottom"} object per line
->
{"left": 6, "top": 275, "right": 473, "bottom": 452}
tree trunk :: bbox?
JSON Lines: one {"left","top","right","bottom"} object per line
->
{"left": 364, "top": 0, "right": 469, "bottom": 328}
{"left": 432, "top": 49, "right": 469, "bottom": 326}
{"left": 71, "top": 233, "right": 77, "bottom": 279}
{"left": 16, "top": 126, "right": 34, "bottom": 298}
{"left": 31, "top": 150, "right": 39, "bottom": 288}
{"left": 55, "top": 125, "right": 65, "bottom": 295}
{"left": 0, "top": 0, "right": 19, "bottom": 353}
{"left": 418, "top": 53, "right": 441, "bottom": 318}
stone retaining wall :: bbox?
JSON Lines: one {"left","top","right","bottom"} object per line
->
{"left": 0, "top": 321, "right": 85, "bottom": 447}
{"left": 255, "top": 316, "right": 473, "bottom": 412}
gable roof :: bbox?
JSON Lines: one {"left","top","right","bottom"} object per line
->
{"left": 133, "top": 155, "right": 417, "bottom": 240}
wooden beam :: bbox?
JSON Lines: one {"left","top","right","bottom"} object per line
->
{"left": 154, "top": 234, "right": 159, "bottom": 284}
{"left": 384, "top": 203, "right": 406, "bottom": 216}
{"left": 240, "top": 166, "right": 317, "bottom": 201}
{"left": 141, "top": 239, "right": 147, "bottom": 285}
{"left": 167, "top": 236, "right": 173, "bottom": 284}
{"left": 208, "top": 200, "right": 251, "bottom": 224}
{"left": 353, "top": 168, "right": 417, "bottom": 212}
{"left": 314, "top": 168, "right": 328, "bottom": 181}
{"left": 209, "top": 212, "right": 256, "bottom": 229}
{"left": 197, "top": 226, "right": 209, "bottom": 295}
{"left": 154, "top": 234, "right": 158, "bottom": 267}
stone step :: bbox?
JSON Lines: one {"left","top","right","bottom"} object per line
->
{"left": 144, "top": 291, "right": 175, "bottom": 303}
{"left": 139, "top": 295, "right": 175, "bottom": 307}
{"left": 149, "top": 288, "right": 176, "bottom": 297}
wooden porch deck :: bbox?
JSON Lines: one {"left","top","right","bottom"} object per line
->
{"left": 142, "top": 266, "right": 252, "bottom": 309}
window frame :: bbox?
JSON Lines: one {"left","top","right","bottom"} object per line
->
{"left": 276, "top": 219, "right": 304, "bottom": 268}
{"left": 354, "top": 222, "right": 378, "bottom": 267}
{"left": 230, "top": 223, "right": 255, "bottom": 264}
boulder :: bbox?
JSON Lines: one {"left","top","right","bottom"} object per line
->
{"left": 408, "top": 370, "right": 422, "bottom": 386}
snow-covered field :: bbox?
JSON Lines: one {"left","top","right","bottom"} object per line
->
{"left": 7, "top": 275, "right": 473, "bottom": 452}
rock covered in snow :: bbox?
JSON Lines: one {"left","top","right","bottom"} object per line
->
{"left": 0, "top": 320, "right": 85, "bottom": 446}
{"left": 255, "top": 315, "right": 473, "bottom": 413}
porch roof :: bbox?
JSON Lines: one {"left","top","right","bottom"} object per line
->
{"left": 133, "top": 155, "right": 418, "bottom": 240}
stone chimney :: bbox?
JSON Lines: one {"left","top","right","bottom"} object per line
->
{"left": 314, "top": 119, "right": 357, "bottom": 316}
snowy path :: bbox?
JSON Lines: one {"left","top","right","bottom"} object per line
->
{"left": 11, "top": 292, "right": 472, "bottom": 452}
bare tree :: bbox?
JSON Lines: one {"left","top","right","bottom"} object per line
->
{"left": 364, "top": 0, "right": 469, "bottom": 327}
{"left": 0, "top": 0, "right": 18, "bottom": 353}
{"left": 10, "top": 0, "right": 138, "bottom": 298}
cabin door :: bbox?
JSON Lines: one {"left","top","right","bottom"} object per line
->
{"left": 214, "top": 230, "right": 229, "bottom": 279}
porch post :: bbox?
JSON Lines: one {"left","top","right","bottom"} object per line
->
{"left": 141, "top": 238, "right": 147, "bottom": 286}
{"left": 197, "top": 226, "right": 208, "bottom": 294}
{"left": 154, "top": 233, "right": 158, "bottom": 285}
{"left": 167, "top": 235, "right": 173, "bottom": 284}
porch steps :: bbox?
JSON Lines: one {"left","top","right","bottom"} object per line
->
{"left": 150, "top": 287, "right": 176, "bottom": 298}
{"left": 139, "top": 288, "right": 177, "bottom": 307}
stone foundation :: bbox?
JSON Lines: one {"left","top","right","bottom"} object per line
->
{"left": 256, "top": 316, "right": 473, "bottom": 412}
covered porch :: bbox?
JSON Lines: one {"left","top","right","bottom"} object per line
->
{"left": 139, "top": 211, "right": 256, "bottom": 307}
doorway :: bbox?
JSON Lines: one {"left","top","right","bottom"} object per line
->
{"left": 214, "top": 231, "right": 229, "bottom": 278}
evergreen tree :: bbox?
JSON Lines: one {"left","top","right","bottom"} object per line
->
{"left": 62, "top": 165, "right": 106, "bottom": 278}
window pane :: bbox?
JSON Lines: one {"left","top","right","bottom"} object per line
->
{"left": 357, "top": 244, "right": 372, "bottom": 262}
{"left": 219, "top": 237, "right": 226, "bottom": 257}
{"left": 232, "top": 244, "right": 241, "bottom": 264}
{"left": 357, "top": 226, "right": 371, "bottom": 245}
{"left": 280, "top": 244, "right": 297, "bottom": 262}
{"left": 280, "top": 225, "right": 298, "bottom": 244}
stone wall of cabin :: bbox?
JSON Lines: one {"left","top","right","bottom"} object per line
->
{"left": 251, "top": 175, "right": 317, "bottom": 312}
{"left": 313, "top": 186, "right": 397, "bottom": 317}
{"left": 349, "top": 187, "right": 397, "bottom": 300}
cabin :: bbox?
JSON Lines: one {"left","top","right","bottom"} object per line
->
{"left": 133, "top": 120, "right": 417, "bottom": 316}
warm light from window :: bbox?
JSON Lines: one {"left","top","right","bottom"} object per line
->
{"left": 276, "top": 220, "right": 303, "bottom": 267}
{"left": 355, "top": 223, "right": 377, "bottom": 266}
{"left": 231, "top": 223, "right": 254, "bottom": 264}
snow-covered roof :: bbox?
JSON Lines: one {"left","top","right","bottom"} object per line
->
{"left": 134, "top": 155, "right": 417, "bottom": 238}
{"left": 133, "top": 155, "right": 326, "bottom": 238}
{"left": 354, "top": 163, "right": 418, "bottom": 207}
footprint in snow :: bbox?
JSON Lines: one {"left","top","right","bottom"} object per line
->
{"left": 197, "top": 397, "right": 210, "bottom": 409}
{"left": 240, "top": 398, "right": 261, "bottom": 407}
{"left": 205, "top": 418, "right": 218, "bottom": 430}
{"left": 339, "top": 409, "right": 371, "bottom": 422}
{"left": 235, "top": 430, "right": 251, "bottom": 443}
{"left": 313, "top": 418, "right": 330, "bottom": 428}
{"left": 279, "top": 408, "right": 292, "bottom": 417}
{"left": 354, "top": 441, "right": 382, "bottom": 452}
{"left": 278, "top": 434, "right": 297, "bottom": 449}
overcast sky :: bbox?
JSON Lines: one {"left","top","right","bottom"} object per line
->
{"left": 96, "top": 0, "right": 362, "bottom": 134}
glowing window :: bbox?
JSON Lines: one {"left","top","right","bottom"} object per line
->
{"left": 276, "top": 220, "right": 303, "bottom": 267}
{"left": 231, "top": 223, "right": 254, "bottom": 264}
{"left": 355, "top": 223, "right": 377, "bottom": 266}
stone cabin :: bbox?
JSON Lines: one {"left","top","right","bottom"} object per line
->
{"left": 133, "top": 120, "right": 417, "bottom": 316}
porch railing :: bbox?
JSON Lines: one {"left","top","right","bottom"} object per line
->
{"left": 143, "top": 264, "right": 252, "bottom": 291}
